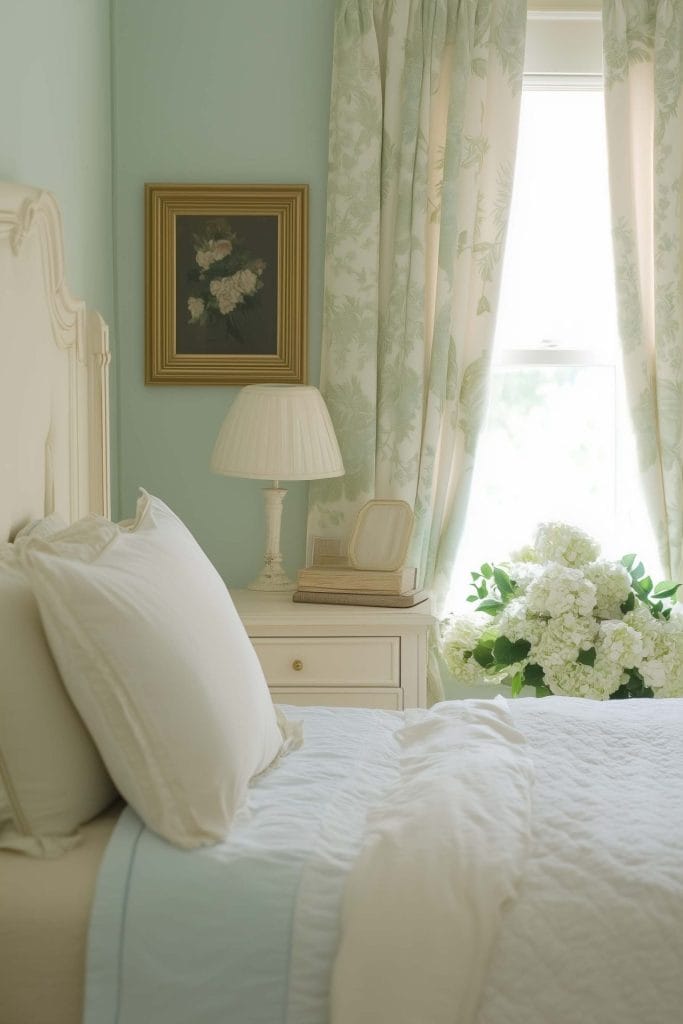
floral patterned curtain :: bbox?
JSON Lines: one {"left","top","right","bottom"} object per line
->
{"left": 307, "top": 0, "right": 527, "bottom": 701}
{"left": 602, "top": 0, "right": 683, "bottom": 579}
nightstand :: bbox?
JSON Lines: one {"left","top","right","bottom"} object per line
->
{"left": 231, "top": 590, "right": 433, "bottom": 710}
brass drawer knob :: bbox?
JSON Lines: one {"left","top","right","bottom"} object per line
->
{"left": 292, "top": 659, "right": 303, "bottom": 672}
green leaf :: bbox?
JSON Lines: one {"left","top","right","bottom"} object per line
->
{"left": 493, "top": 566, "right": 514, "bottom": 599}
{"left": 523, "top": 663, "right": 544, "bottom": 685}
{"left": 493, "top": 635, "right": 531, "bottom": 666}
{"left": 466, "top": 594, "right": 479, "bottom": 603}
{"left": 610, "top": 668, "right": 654, "bottom": 700}
{"left": 577, "top": 647, "right": 596, "bottom": 667}
{"left": 632, "top": 580, "right": 650, "bottom": 600}
{"left": 620, "top": 592, "right": 636, "bottom": 613}
{"left": 640, "top": 575, "right": 653, "bottom": 595}
{"left": 664, "top": 608, "right": 672, "bottom": 620}
{"left": 534, "top": 684, "right": 552, "bottom": 698}
{"left": 472, "top": 643, "right": 495, "bottom": 668}
{"left": 476, "top": 598, "right": 504, "bottom": 616}
{"left": 471, "top": 571, "right": 482, "bottom": 581}
{"left": 509, "top": 671, "right": 524, "bottom": 697}
{"left": 477, "top": 583, "right": 488, "bottom": 598}
{"left": 480, "top": 563, "right": 493, "bottom": 579}
{"left": 631, "top": 562, "right": 645, "bottom": 581}
{"left": 652, "top": 581, "right": 680, "bottom": 598}
{"left": 621, "top": 553, "right": 636, "bottom": 570}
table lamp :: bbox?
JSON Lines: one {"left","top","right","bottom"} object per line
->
{"left": 211, "top": 384, "right": 344, "bottom": 591}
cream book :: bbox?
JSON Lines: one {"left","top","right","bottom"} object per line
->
{"left": 296, "top": 565, "right": 417, "bottom": 595}
{"left": 293, "top": 588, "right": 428, "bottom": 608}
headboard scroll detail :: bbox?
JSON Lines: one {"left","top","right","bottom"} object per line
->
{"left": 0, "top": 183, "right": 111, "bottom": 541}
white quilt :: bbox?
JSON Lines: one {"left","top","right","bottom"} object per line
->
{"left": 479, "top": 697, "right": 683, "bottom": 1024}
{"left": 333, "top": 697, "right": 683, "bottom": 1024}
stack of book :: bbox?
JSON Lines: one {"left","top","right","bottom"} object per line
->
{"left": 293, "top": 565, "right": 428, "bottom": 608}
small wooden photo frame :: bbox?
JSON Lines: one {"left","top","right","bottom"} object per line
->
{"left": 348, "top": 500, "right": 414, "bottom": 571}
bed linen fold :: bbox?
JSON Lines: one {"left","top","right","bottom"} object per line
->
{"left": 331, "top": 698, "right": 534, "bottom": 1024}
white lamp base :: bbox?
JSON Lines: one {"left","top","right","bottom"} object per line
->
{"left": 247, "top": 485, "right": 296, "bottom": 592}
{"left": 248, "top": 562, "right": 296, "bottom": 591}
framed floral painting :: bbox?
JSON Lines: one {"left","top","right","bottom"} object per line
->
{"left": 145, "top": 184, "right": 308, "bottom": 384}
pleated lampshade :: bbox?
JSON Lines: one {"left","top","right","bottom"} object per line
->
{"left": 211, "top": 385, "right": 344, "bottom": 482}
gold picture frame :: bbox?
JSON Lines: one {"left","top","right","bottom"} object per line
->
{"left": 145, "top": 183, "right": 308, "bottom": 384}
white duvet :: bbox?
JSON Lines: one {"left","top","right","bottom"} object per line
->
{"left": 333, "top": 696, "right": 683, "bottom": 1024}
{"left": 86, "top": 696, "right": 683, "bottom": 1024}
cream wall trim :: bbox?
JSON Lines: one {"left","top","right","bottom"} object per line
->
{"left": 0, "top": 183, "right": 110, "bottom": 540}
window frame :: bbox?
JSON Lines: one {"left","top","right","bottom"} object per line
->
{"left": 495, "top": 13, "right": 605, "bottom": 372}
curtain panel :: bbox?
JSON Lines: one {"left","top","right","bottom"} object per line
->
{"left": 603, "top": 0, "right": 683, "bottom": 579}
{"left": 308, "top": 0, "right": 526, "bottom": 700}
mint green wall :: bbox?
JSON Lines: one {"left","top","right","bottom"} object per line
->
{"left": 0, "top": 0, "right": 116, "bottom": 504}
{"left": 112, "top": 0, "right": 335, "bottom": 585}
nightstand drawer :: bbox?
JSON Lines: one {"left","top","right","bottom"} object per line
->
{"left": 252, "top": 636, "right": 400, "bottom": 688}
{"left": 271, "top": 687, "right": 404, "bottom": 710}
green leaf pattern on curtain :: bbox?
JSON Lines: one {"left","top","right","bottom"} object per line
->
{"left": 603, "top": 0, "right": 683, "bottom": 579}
{"left": 308, "top": 0, "right": 526, "bottom": 701}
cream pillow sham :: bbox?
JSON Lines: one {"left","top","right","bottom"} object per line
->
{"left": 20, "top": 492, "right": 290, "bottom": 849}
{"left": 0, "top": 517, "right": 116, "bottom": 857}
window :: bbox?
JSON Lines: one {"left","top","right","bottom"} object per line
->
{"left": 449, "top": 13, "right": 658, "bottom": 605}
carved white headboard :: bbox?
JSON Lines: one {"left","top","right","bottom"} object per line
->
{"left": 0, "top": 183, "right": 110, "bottom": 541}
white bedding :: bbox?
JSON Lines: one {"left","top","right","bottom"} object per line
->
{"left": 86, "top": 697, "right": 683, "bottom": 1024}
{"left": 332, "top": 699, "right": 534, "bottom": 1024}
{"left": 479, "top": 697, "right": 683, "bottom": 1024}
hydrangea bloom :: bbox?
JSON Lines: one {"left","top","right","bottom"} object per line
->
{"left": 544, "top": 657, "right": 623, "bottom": 700}
{"left": 497, "top": 598, "right": 544, "bottom": 646}
{"left": 534, "top": 522, "right": 600, "bottom": 568}
{"left": 585, "top": 560, "right": 632, "bottom": 620}
{"left": 503, "top": 562, "right": 542, "bottom": 595}
{"left": 441, "top": 614, "right": 488, "bottom": 653}
{"left": 442, "top": 521, "right": 683, "bottom": 700}
{"left": 441, "top": 615, "right": 493, "bottom": 685}
{"left": 597, "top": 620, "right": 644, "bottom": 670}
{"left": 533, "top": 613, "right": 596, "bottom": 672}
{"left": 509, "top": 544, "right": 537, "bottom": 564}
{"left": 526, "top": 564, "right": 597, "bottom": 619}
{"left": 646, "top": 613, "right": 683, "bottom": 697}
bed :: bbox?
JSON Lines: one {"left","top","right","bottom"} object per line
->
{"left": 0, "top": 182, "right": 117, "bottom": 1024}
{"left": 1, "top": 181, "right": 683, "bottom": 1024}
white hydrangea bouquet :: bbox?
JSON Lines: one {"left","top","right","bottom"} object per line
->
{"left": 185, "top": 219, "right": 266, "bottom": 336}
{"left": 442, "top": 523, "right": 683, "bottom": 700}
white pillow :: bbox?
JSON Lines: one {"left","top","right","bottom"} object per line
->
{"left": 0, "top": 517, "right": 116, "bottom": 857}
{"left": 20, "top": 492, "right": 291, "bottom": 849}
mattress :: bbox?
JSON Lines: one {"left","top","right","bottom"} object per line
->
{"left": 0, "top": 801, "right": 122, "bottom": 1024}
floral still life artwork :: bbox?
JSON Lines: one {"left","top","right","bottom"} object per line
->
{"left": 176, "top": 215, "right": 277, "bottom": 357}
{"left": 442, "top": 522, "right": 683, "bottom": 700}
{"left": 145, "top": 184, "right": 307, "bottom": 385}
